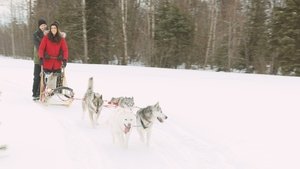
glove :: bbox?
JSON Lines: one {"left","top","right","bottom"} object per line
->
{"left": 62, "top": 59, "right": 67, "bottom": 68}
{"left": 57, "top": 55, "right": 63, "bottom": 61}
{"left": 39, "top": 58, "right": 43, "bottom": 66}
{"left": 44, "top": 54, "right": 50, "bottom": 60}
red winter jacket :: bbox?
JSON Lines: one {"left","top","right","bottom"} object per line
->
{"left": 38, "top": 35, "right": 68, "bottom": 71}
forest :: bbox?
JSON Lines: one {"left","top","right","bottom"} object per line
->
{"left": 0, "top": 0, "right": 299, "bottom": 76}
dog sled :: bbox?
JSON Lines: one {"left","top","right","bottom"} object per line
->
{"left": 39, "top": 67, "right": 74, "bottom": 106}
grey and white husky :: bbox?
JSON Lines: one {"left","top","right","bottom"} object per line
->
{"left": 136, "top": 102, "right": 168, "bottom": 146}
{"left": 109, "top": 97, "right": 134, "bottom": 108}
{"left": 82, "top": 77, "right": 104, "bottom": 127}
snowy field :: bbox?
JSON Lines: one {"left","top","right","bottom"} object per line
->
{"left": 0, "top": 56, "right": 300, "bottom": 169}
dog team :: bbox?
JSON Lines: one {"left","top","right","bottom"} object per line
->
{"left": 82, "top": 77, "right": 168, "bottom": 148}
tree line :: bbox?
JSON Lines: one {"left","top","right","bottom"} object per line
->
{"left": 0, "top": 0, "right": 299, "bottom": 76}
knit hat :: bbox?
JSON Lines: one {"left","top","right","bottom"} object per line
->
{"left": 38, "top": 18, "right": 47, "bottom": 27}
{"left": 50, "top": 21, "right": 59, "bottom": 29}
{"left": 53, "top": 20, "right": 60, "bottom": 26}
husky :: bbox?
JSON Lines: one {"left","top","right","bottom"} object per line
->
{"left": 109, "top": 107, "right": 136, "bottom": 148}
{"left": 109, "top": 97, "right": 134, "bottom": 108}
{"left": 136, "top": 102, "right": 168, "bottom": 146}
{"left": 82, "top": 77, "right": 104, "bottom": 127}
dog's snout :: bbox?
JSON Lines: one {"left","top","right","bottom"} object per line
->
{"left": 125, "top": 123, "right": 131, "bottom": 128}
{"left": 165, "top": 116, "right": 168, "bottom": 119}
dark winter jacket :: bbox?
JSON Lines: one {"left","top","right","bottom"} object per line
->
{"left": 38, "top": 33, "right": 68, "bottom": 71}
{"left": 33, "top": 29, "right": 44, "bottom": 64}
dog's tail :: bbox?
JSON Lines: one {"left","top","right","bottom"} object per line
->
{"left": 88, "top": 77, "right": 93, "bottom": 91}
{"left": 82, "top": 77, "right": 93, "bottom": 112}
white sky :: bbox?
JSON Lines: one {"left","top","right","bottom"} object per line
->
{"left": 0, "top": 56, "right": 300, "bottom": 169}
{"left": 0, "top": 1, "right": 10, "bottom": 24}
{"left": 0, "top": 0, "right": 27, "bottom": 25}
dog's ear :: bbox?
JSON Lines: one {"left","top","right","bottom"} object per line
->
{"left": 154, "top": 102, "right": 159, "bottom": 107}
{"left": 100, "top": 95, "right": 102, "bottom": 99}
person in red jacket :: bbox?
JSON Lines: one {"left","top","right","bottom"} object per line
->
{"left": 39, "top": 21, "right": 69, "bottom": 89}
{"left": 39, "top": 21, "right": 68, "bottom": 73}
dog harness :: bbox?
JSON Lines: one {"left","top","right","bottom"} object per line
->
{"left": 139, "top": 115, "right": 152, "bottom": 129}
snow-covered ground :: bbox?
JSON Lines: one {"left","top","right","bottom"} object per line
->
{"left": 0, "top": 56, "right": 300, "bottom": 169}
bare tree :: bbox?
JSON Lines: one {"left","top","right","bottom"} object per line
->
{"left": 147, "top": 0, "right": 155, "bottom": 65}
{"left": 27, "top": 0, "right": 33, "bottom": 56}
{"left": 81, "top": 0, "right": 88, "bottom": 63}
{"left": 10, "top": 0, "right": 16, "bottom": 57}
{"left": 121, "top": 0, "right": 128, "bottom": 65}
{"left": 204, "top": 0, "right": 218, "bottom": 67}
{"left": 226, "top": 0, "right": 239, "bottom": 71}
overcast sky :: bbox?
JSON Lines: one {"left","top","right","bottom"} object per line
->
{"left": 0, "top": 0, "right": 10, "bottom": 23}
{"left": 0, "top": 0, "right": 27, "bottom": 25}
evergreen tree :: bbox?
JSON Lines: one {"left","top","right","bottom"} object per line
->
{"left": 270, "top": 0, "right": 300, "bottom": 75}
{"left": 215, "top": 0, "right": 243, "bottom": 72}
{"left": 86, "top": 0, "right": 119, "bottom": 64}
{"left": 154, "top": 1, "right": 194, "bottom": 68}
{"left": 241, "top": 0, "right": 269, "bottom": 73}
{"left": 56, "top": 0, "right": 83, "bottom": 62}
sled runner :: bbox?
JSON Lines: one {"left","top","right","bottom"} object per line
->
{"left": 39, "top": 67, "right": 74, "bottom": 106}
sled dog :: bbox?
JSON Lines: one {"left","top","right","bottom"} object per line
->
{"left": 82, "top": 77, "right": 104, "bottom": 127}
{"left": 109, "top": 107, "right": 136, "bottom": 148}
{"left": 109, "top": 97, "right": 134, "bottom": 108}
{"left": 136, "top": 102, "right": 168, "bottom": 146}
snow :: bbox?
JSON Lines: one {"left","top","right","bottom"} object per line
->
{"left": 0, "top": 56, "right": 300, "bottom": 169}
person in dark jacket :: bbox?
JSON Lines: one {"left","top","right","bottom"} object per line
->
{"left": 32, "top": 18, "right": 47, "bottom": 100}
